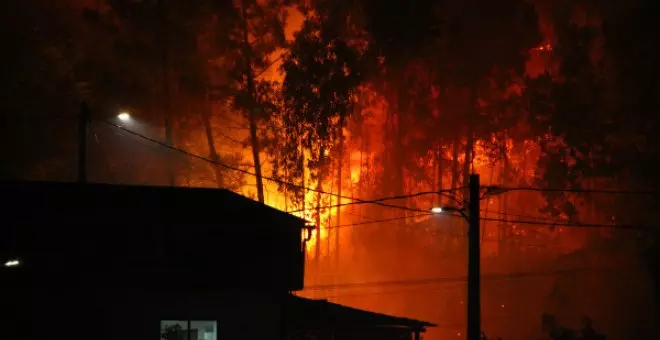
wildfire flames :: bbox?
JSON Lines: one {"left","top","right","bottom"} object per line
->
{"left": 19, "top": 2, "right": 657, "bottom": 339}
{"left": 173, "top": 25, "right": 632, "bottom": 337}
{"left": 214, "top": 35, "right": 555, "bottom": 260}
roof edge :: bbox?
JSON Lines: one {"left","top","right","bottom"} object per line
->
{"left": 0, "top": 180, "right": 308, "bottom": 226}
{"left": 288, "top": 295, "right": 437, "bottom": 329}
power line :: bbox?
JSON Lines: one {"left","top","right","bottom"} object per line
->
{"left": 480, "top": 210, "right": 646, "bottom": 238}
{"left": 289, "top": 189, "right": 466, "bottom": 214}
{"left": 217, "top": 113, "right": 284, "bottom": 131}
{"left": 214, "top": 129, "right": 247, "bottom": 145}
{"left": 440, "top": 191, "right": 466, "bottom": 205}
{"left": 481, "top": 209, "right": 562, "bottom": 223}
{"left": 100, "top": 120, "right": 660, "bottom": 222}
{"left": 441, "top": 202, "right": 652, "bottom": 230}
{"left": 438, "top": 205, "right": 653, "bottom": 231}
{"left": 490, "top": 186, "right": 660, "bottom": 196}
{"left": 327, "top": 213, "right": 433, "bottom": 229}
{"left": 99, "top": 120, "right": 437, "bottom": 213}
{"left": 303, "top": 267, "right": 613, "bottom": 291}
{"left": 330, "top": 210, "right": 572, "bottom": 250}
{"left": 217, "top": 123, "right": 250, "bottom": 131}
{"left": 313, "top": 283, "right": 462, "bottom": 299}
{"left": 218, "top": 113, "right": 248, "bottom": 128}
{"left": 254, "top": 54, "right": 285, "bottom": 79}
{"left": 481, "top": 217, "right": 653, "bottom": 230}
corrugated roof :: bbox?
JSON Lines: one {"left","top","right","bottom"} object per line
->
{"left": 286, "top": 295, "right": 436, "bottom": 330}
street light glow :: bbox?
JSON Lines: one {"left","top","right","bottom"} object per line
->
{"left": 4, "top": 259, "right": 20, "bottom": 267}
{"left": 431, "top": 207, "right": 444, "bottom": 214}
{"left": 117, "top": 112, "right": 131, "bottom": 122}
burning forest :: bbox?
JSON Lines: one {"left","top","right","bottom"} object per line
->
{"left": 2, "top": 0, "right": 660, "bottom": 339}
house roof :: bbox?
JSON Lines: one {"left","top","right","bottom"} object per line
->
{"left": 285, "top": 295, "right": 436, "bottom": 331}
{"left": 0, "top": 181, "right": 307, "bottom": 291}
{"left": 0, "top": 180, "right": 306, "bottom": 228}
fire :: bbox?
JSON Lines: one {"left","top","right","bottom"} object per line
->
{"left": 174, "top": 7, "right": 623, "bottom": 339}
{"left": 533, "top": 43, "right": 553, "bottom": 52}
{"left": 235, "top": 149, "right": 336, "bottom": 256}
{"left": 350, "top": 151, "right": 362, "bottom": 184}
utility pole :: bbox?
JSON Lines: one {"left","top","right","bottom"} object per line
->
{"left": 78, "top": 102, "right": 90, "bottom": 183}
{"left": 467, "top": 173, "right": 481, "bottom": 340}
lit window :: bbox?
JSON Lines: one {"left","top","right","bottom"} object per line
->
{"left": 161, "top": 320, "right": 217, "bottom": 340}
{"left": 161, "top": 320, "right": 188, "bottom": 340}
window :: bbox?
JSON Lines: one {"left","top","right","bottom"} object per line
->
{"left": 161, "top": 320, "right": 217, "bottom": 340}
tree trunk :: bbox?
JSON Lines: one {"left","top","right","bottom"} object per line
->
{"left": 284, "top": 127, "right": 289, "bottom": 212}
{"left": 202, "top": 99, "right": 223, "bottom": 188}
{"left": 335, "top": 113, "right": 345, "bottom": 277}
{"left": 300, "top": 140, "right": 306, "bottom": 213}
{"left": 451, "top": 137, "right": 460, "bottom": 200}
{"left": 463, "top": 88, "right": 476, "bottom": 200}
{"left": 358, "top": 124, "right": 366, "bottom": 216}
{"left": 432, "top": 150, "right": 438, "bottom": 207}
{"left": 241, "top": 0, "right": 265, "bottom": 203}
{"left": 462, "top": 131, "right": 473, "bottom": 200}
{"left": 437, "top": 144, "right": 444, "bottom": 207}
{"left": 315, "top": 145, "right": 326, "bottom": 285}
{"left": 435, "top": 143, "right": 445, "bottom": 245}
{"left": 448, "top": 136, "right": 461, "bottom": 248}
{"left": 403, "top": 94, "right": 417, "bottom": 215}
{"left": 393, "top": 88, "right": 405, "bottom": 215}
{"left": 499, "top": 131, "right": 510, "bottom": 253}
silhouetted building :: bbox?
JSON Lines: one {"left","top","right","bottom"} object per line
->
{"left": 0, "top": 181, "right": 434, "bottom": 340}
{"left": 284, "top": 295, "right": 434, "bottom": 340}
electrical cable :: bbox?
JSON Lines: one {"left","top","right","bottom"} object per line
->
{"left": 288, "top": 189, "right": 466, "bottom": 214}
{"left": 333, "top": 210, "right": 572, "bottom": 250}
{"left": 100, "top": 121, "right": 660, "bottom": 221}
{"left": 481, "top": 209, "right": 563, "bottom": 223}
{"left": 327, "top": 213, "right": 434, "bottom": 229}
{"left": 481, "top": 217, "right": 652, "bottom": 230}
{"left": 215, "top": 130, "right": 246, "bottom": 145}
{"left": 488, "top": 185, "right": 660, "bottom": 196}
{"left": 303, "top": 266, "right": 626, "bottom": 291}
{"left": 101, "top": 125, "right": 654, "bottom": 231}
{"left": 100, "top": 120, "right": 447, "bottom": 213}
{"left": 254, "top": 54, "right": 285, "bottom": 79}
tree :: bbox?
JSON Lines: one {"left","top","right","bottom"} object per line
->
{"left": 525, "top": 0, "right": 660, "bottom": 317}
{"left": 432, "top": 0, "right": 540, "bottom": 201}
{"left": 278, "top": 15, "right": 363, "bottom": 256}
{"left": 346, "top": 0, "right": 540, "bottom": 208}
{"left": 81, "top": 0, "right": 283, "bottom": 190}
{"left": 359, "top": 0, "right": 441, "bottom": 202}
{"left": 205, "top": 0, "right": 289, "bottom": 202}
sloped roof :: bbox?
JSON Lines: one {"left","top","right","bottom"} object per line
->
{"left": 286, "top": 295, "right": 436, "bottom": 331}
{"left": 0, "top": 180, "right": 306, "bottom": 228}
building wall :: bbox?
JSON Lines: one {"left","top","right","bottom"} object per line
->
{"left": 101, "top": 289, "right": 285, "bottom": 340}
{"left": 4, "top": 276, "right": 285, "bottom": 340}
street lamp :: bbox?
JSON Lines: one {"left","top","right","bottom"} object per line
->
{"left": 117, "top": 112, "right": 131, "bottom": 122}
{"left": 430, "top": 206, "right": 444, "bottom": 214}
{"left": 431, "top": 205, "right": 468, "bottom": 220}
{"left": 4, "top": 259, "right": 20, "bottom": 267}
